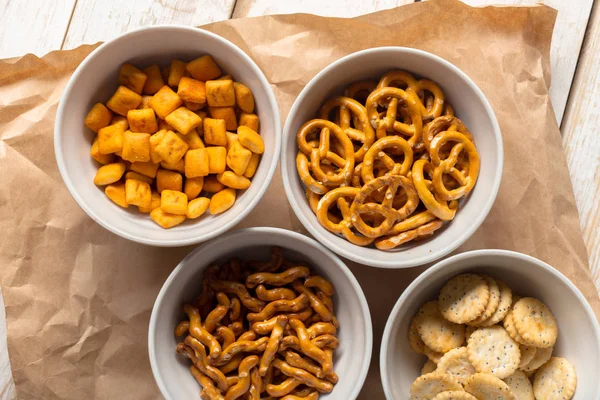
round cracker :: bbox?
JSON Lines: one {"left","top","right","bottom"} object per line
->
{"left": 512, "top": 298, "right": 558, "bottom": 348}
{"left": 409, "top": 315, "right": 426, "bottom": 354}
{"left": 416, "top": 301, "right": 465, "bottom": 353}
{"left": 439, "top": 274, "right": 490, "bottom": 324}
{"left": 518, "top": 344, "right": 536, "bottom": 369}
{"left": 422, "top": 359, "right": 438, "bottom": 375}
{"left": 469, "top": 275, "right": 500, "bottom": 325}
{"left": 410, "top": 372, "right": 464, "bottom": 400}
{"left": 425, "top": 345, "right": 445, "bottom": 364}
{"left": 467, "top": 326, "right": 520, "bottom": 379}
{"left": 437, "top": 347, "right": 476, "bottom": 385}
{"left": 533, "top": 357, "right": 577, "bottom": 400}
{"left": 521, "top": 346, "right": 553, "bottom": 372}
{"left": 478, "top": 279, "right": 513, "bottom": 327}
{"left": 464, "top": 373, "right": 516, "bottom": 400}
{"left": 503, "top": 298, "right": 527, "bottom": 345}
{"left": 503, "top": 370, "right": 534, "bottom": 400}
{"left": 465, "top": 325, "right": 477, "bottom": 341}
{"left": 432, "top": 391, "right": 477, "bottom": 400}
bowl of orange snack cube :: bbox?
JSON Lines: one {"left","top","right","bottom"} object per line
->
{"left": 55, "top": 26, "right": 280, "bottom": 246}
{"left": 281, "top": 47, "right": 503, "bottom": 268}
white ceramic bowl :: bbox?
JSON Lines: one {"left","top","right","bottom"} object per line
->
{"left": 380, "top": 249, "right": 600, "bottom": 399}
{"left": 281, "top": 47, "right": 503, "bottom": 268}
{"left": 149, "top": 227, "right": 372, "bottom": 399}
{"left": 55, "top": 26, "right": 281, "bottom": 246}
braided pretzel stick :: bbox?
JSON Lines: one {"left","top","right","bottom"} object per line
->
{"left": 246, "top": 294, "right": 309, "bottom": 322}
{"left": 259, "top": 315, "right": 288, "bottom": 376}
{"left": 177, "top": 337, "right": 228, "bottom": 393}
{"left": 246, "top": 266, "right": 310, "bottom": 288}
{"left": 272, "top": 359, "right": 334, "bottom": 393}
{"left": 316, "top": 187, "right": 374, "bottom": 246}
{"left": 304, "top": 276, "right": 334, "bottom": 296}
{"left": 318, "top": 96, "right": 375, "bottom": 162}
{"left": 219, "top": 354, "right": 243, "bottom": 375}
{"left": 284, "top": 350, "right": 325, "bottom": 378}
{"left": 285, "top": 307, "right": 314, "bottom": 323}
{"left": 266, "top": 377, "right": 303, "bottom": 397}
{"left": 190, "top": 365, "right": 225, "bottom": 400}
{"left": 315, "top": 290, "right": 339, "bottom": 329}
{"left": 423, "top": 115, "right": 472, "bottom": 151}
{"left": 292, "top": 282, "right": 333, "bottom": 322}
{"left": 216, "top": 326, "right": 236, "bottom": 349}
{"left": 289, "top": 318, "right": 332, "bottom": 375}
{"left": 211, "top": 337, "right": 268, "bottom": 366}
{"left": 224, "top": 355, "right": 259, "bottom": 400}
{"left": 375, "top": 219, "right": 445, "bottom": 250}
{"left": 248, "top": 367, "right": 262, "bottom": 400}
{"left": 282, "top": 391, "right": 319, "bottom": 400}
{"left": 296, "top": 119, "right": 355, "bottom": 186}
{"left": 344, "top": 80, "right": 377, "bottom": 105}
{"left": 361, "top": 136, "right": 414, "bottom": 183}
{"left": 412, "top": 159, "right": 458, "bottom": 220}
{"left": 204, "top": 292, "right": 230, "bottom": 333}
{"left": 349, "top": 175, "right": 419, "bottom": 238}
{"left": 228, "top": 321, "right": 244, "bottom": 337}
{"left": 184, "top": 304, "right": 222, "bottom": 359}
{"left": 229, "top": 297, "right": 242, "bottom": 322}
{"left": 307, "top": 322, "right": 337, "bottom": 339}
{"left": 209, "top": 280, "right": 265, "bottom": 312}
{"left": 430, "top": 131, "right": 480, "bottom": 200}
{"left": 257, "top": 284, "right": 297, "bottom": 301}
{"left": 175, "top": 320, "right": 190, "bottom": 337}
{"left": 366, "top": 87, "right": 424, "bottom": 148}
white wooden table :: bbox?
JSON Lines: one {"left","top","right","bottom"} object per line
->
{"left": 1, "top": 0, "right": 598, "bottom": 397}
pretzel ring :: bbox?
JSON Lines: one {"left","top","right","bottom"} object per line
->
{"left": 424, "top": 115, "right": 472, "bottom": 150}
{"left": 246, "top": 266, "right": 310, "bottom": 288}
{"left": 318, "top": 96, "right": 375, "bottom": 161}
{"left": 259, "top": 315, "right": 288, "bottom": 376}
{"left": 296, "top": 153, "right": 329, "bottom": 194}
{"left": 412, "top": 159, "right": 458, "bottom": 220}
{"left": 316, "top": 187, "right": 375, "bottom": 246}
{"left": 296, "top": 119, "right": 355, "bottom": 187}
{"left": 430, "top": 131, "right": 480, "bottom": 200}
{"left": 366, "top": 87, "right": 423, "bottom": 146}
{"left": 349, "top": 175, "right": 419, "bottom": 238}
{"left": 375, "top": 219, "right": 444, "bottom": 250}
{"left": 344, "top": 80, "right": 377, "bottom": 104}
{"left": 224, "top": 355, "right": 259, "bottom": 400}
{"left": 361, "top": 136, "right": 413, "bottom": 183}
{"left": 414, "top": 79, "right": 445, "bottom": 120}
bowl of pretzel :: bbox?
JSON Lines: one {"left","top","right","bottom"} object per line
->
{"left": 281, "top": 47, "right": 503, "bottom": 268}
{"left": 148, "top": 227, "right": 372, "bottom": 399}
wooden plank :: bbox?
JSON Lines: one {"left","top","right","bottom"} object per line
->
{"left": 62, "top": 0, "right": 237, "bottom": 50}
{"left": 462, "top": 0, "right": 594, "bottom": 123}
{"left": 562, "top": 1, "right": 600, "bottom": 290}
{"left": 0, "top": 0, "right": 76, "bottom": 59}
{"left": 232, "top": 0, "right": 414, "bottom": 18}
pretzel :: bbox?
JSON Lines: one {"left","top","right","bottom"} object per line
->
{"left": 272, "top": 359, "right": 334, "bottom": 393}
{"left": 315, "top": 291, "right": 339, "bottom": 329}
{"left": 365, "top": 87, "right": 423, "bottom": 146}
{"left": 260, "top": 315, "right": 288, "bottom": 376}
{"left": 266, "top": 378, "right": 303, "bottom": 397}
{"left": 226, "top": 376, "right": 239, "bottom": 387}
{"left": 350, "top": 175, "right": 419, "bottom": 238}
{"left": 229, "top": 297, "right": 241, "bottom": 322}
{"left": 307, "top": 322, "right": 337, "bottom": 339}
{"left": 246, "top": 246, "right": 285, "bottom": 272}
{"left": 219, "top": 354, "right": 243, "bottom": 375}
{"left": 318, "top": 96, "right": 375, "bottom": 161}
{"left": 280, "top": 335, "right": 332, "bottom": 352}
{"left": 224, "top": 355, "right": 259, "bottom": 400}
{"left": 303, "top": 276, "right": 334, "bottom": 297}
{"left": 212, "top": 337, "right": 268, "bottom": 366}
{"left": 216, "top": 326, "right": 236, "bottom": 349}
{"left": 281, "top": 392, "right": 319, "bottom": 400}
{"left": 316, "top": 187, "right": 374, "bottom": 246}
{"left": 247, "top": 294, "right": 309, "bottom": 322}
{"left": 429, "top": 131, "right": 480, "bottom": 200}
{"left": 246, "top": 267, "right": 310, "bottom": 288}
{"left": 248, "top": 367, "right": 262, "bottom": 400}
{"left": 256, "top": 285, "right": 297, "bottom": 301}
{"left": 292, "top": 282, "right": 333, "bottom": 322}
{"left": 296, "top": 119, "right": 355, "bottom": 188}
{"left": 178, "top": 338, "right": 229, "bottom": 393}
{"left": 204, "top": 292, "right": 230, "bottom": 333}
{"left": 289, "top": 318, "right": 332, "bottom": 375}
{"left": 175, "top": 320, "right": 190, "bottom": 337}
{"left": 184, "top": 304, "right": 222, "bottom": 359}
{"left": 284, "top": 350, "right": 324, "bottom": 378}
{"left": 344, "top": 80, "right": 377, "bottom": 104}
{"left": 285, "top": 307, "right": 314, "bottom": 323}
{"left": 412, "top": 159, "right": 458, "bottom": 220}
{"left": 423, "top": 115, "right": 472, "bottom": 151}
{"left": 375, "top": 219, "right": 444, "bottom": 250}
{"left": 229, "top": 321, "right": 244, "bottom": 337}
{"left": 190, "top": 365, "right": 225, "bottom": 400}
{"left": 290, "top": 387, "right": 317, "bottom": 397}
{"left": 208, "top": 280, "right": 265, "bottom": 312}
{"left": 360, "top": 135, "right": 413, "bottom": 183}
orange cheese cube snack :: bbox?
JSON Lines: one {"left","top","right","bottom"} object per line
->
{"left": 160, "top": 158, "right": 185, "bottom": 173}
{"left": 142, "top": 65, "right": 165, "bottom": 95}
{"left": 187, "top": 197, "right": 210, "bottom": 219}
{"left": 203, "top": 118, "right": 227, "bottom": 146}
{"left": 149, "top": 86, "right": 183, "bottom": 119}
{"left": 186, "top": 55, "right": 221, "bottom": 81}
{"left": 111, "top": 115, "right": 129, "bottom": 130}
{"left": 157, "top": 119, "right": 174, "bottom": 131}
{"left": 139, "top": 95, "right": 152, "bottom": 109}
{"left": 227, "top": 140, "right": 252, "bottom": 176}
{"left": 139, "top": 191, "right": 161, "bottom": 213}
{"left": 168, "top": 60, "right": 187, "bottom": 87}
{"left": 107, "top": 85, "right": 142, "bottom": 116}
{"left": 165, "top": 107, "right": 202, "bottom": 135}
{"left": 98, "top": 124, "right": 125, "bottom": 154}
{"left": 149, "top": 129, "right": 167, "bottom": 163}
{"left": 179, "top": 129, "right": 204, "bottom": 150}
{"left": 233, "top": 82, "right": 255, "bottom": 113}
{"left": 209, "top": 188, "right": 236, "bottom": 214}
{"left": 154, "top": 130, "right": 189, "bottom": 164}
{"left": 177, "top": 77, "right": 207, "bottom": 105}
{"left": 125, "top": 171, "right": 153, "bottom": 185}
{"left": 105, "top": 182, "right": 128, "bottom": 208}
{"left": 184, "top": 177, "right": 204, "bottom": 200}
{"left": 238, "top": 125, "right": 264, "bottom": 154}
{"left": 206, "top": 146, "right": 226, "bottom": 174}
{"left": 208, "top": 107, "right": 237, "bottom": 131}
{"left": 161, "top": 190, "right": 188, "bottom": 215}
{"left": 91, "top": 137, "right": 115, "bottom": 165}
{"left": 130, "top": 161, "right": 159, "bottom": 178}
{"left": 122, "top": 131, "right": 151, "bottom": 163}
{"left": 85, "top": 103, "right": 113, "bottom": 133}
{"left": 239, "top": 112, "right": 259, "bottom": 132}
{"left": 118, "top": 63, "right": 147, "bottom": 94}
{"left": 244, "top": 153, "right": 261, "bottom": 178}
{"left": 185, "top": 148, "right": 210, "bottom": 178}
{"left": 94, "top": 162, "right": 126, "bottom": 186}
{"left": 183, "top": 101, "right": 203, "bottom": 111}
{"left": 203, "top": 176, "right": 226, "bottom": 193}
{"left": 127, "top": 109, "right": 158, "bottom": 133}
{"left": 150, "top": 208, "right": 186, "bottom": 228}
{"left": 206, "top": 80, "right": 235, "bottom": 107}
{"left": 217, "top": 171, "right": 251, "bottom": 190}
{"left": 156, "top": 169, "right": 182, "bottom": 193}
{"left": 125, "top": 178, "right": 152, "bottom": 208}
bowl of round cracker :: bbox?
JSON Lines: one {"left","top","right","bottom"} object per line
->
{"left": 281, "top": 47, "right": 503, "bottom": 269}
{"left": 380, "top": 249, "right": 600, "bottom": 399}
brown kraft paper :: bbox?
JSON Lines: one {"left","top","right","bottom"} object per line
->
{"left": 0, "top": 0, "right": 596, "bottom": 398}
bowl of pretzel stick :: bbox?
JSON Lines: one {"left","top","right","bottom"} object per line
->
{"left": 281, "top": 47, "right": 503, "bottom": 268}
{"left": 149, "top": 227, "right": 372, "bottom": 399}
{"left": 380, "top": 250, "right": 600, "bottom": 399}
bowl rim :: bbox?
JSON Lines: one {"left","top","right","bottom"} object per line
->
{"left": 148, "top": 226, "right": 374, "bottom": 400}
{"left": 54, "top": 25, "right": 282, "bottom": 247}
{"left": 281, "top": 46, "right": 504, "bottom": 268}
{"left": 379, "top": 248, "right": 600, "bottom": 399}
